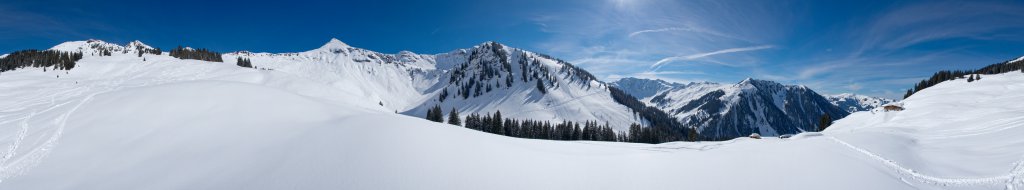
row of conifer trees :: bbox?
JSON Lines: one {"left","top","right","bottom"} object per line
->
{"left": 236, "top": 57, "right": 253, "bottom": 68}
{"left": 425, "top": 105, "right": 695, "bottom": 143}
{"left": 0, "top": 50, "right": 83, "bottom": 73}
{"left": 169, "top": 46, "right": 223, "bottom": 62}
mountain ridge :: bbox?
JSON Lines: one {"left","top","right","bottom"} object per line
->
{"left": 33, "top": 38, "right": 866, "bottom": 139}
{"left": 613, "top": 77, "right": 849, "bottom": 139}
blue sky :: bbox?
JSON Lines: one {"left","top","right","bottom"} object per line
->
{"left": 3, "top": 0, "right": 1024, "bottom": 99}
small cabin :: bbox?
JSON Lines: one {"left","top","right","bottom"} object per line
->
{"left": 883, "top": 105, "right": 904, "bottom": 112}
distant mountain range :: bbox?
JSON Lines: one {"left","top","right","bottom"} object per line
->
{"left": 825, "top": 93, "right": 896, "bottom": 112}
{"left": 5, "top": 38, "right": 895, "bottom": 140}
{"left": 610, "top": 77, "right": 878, "bottom": 139}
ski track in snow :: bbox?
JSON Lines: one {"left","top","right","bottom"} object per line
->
{"left": 0, "top": 114, "right": 31, "bottom": 168}
{"left": 826, "top": 136, "right": 1024, "bottom": 189}
{"left": 0, "top": 62, "right": 222, "bottom": 183}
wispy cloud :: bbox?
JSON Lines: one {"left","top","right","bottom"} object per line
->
{"left": 629, "top": 27, "right": 689, "bottom": 38}
{"left": 628, "top": 26, "right": 739, "bottom": 41}
{"left": 796, "top": 61, "right": 849, "bottom": 80}
{"left": 651, "top": 45, "right": 774, "bottom": 69}
{"left": 528, "top": 0, "right": 1024, "bottom": 99}
{"left": 527, "top": 0, "right": 785, "bottom": 83}
{"left": 854, "top": 1, "right": 1024, "bottom": 56}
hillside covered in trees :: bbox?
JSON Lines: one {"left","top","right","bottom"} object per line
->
{"left": 0, "top": 50, "right": 83, "bottom": 73}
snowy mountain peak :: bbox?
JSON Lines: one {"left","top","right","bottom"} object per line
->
{"left": 125, "top": 40, "right": 153, "bottom": 50}
{"left": 739, "top": 77, "right": 755, "bottom": 84}
{"left": 735, "top": 78, "right": 784, "bottom": 89}
{"left": 736, "top": 77, "right": 784, "bottom": 87}
{"left": 826, "top": 93, "right": 895, "bottom": 112}
{"left": 51, "top": 39, "right": 116, "bottom": 51}
{"left": 621, "top": 77, "right": 674, "bottom": 86}
{"left": 317, "top": 38, "right": 351, "bottom": 51}
{"left": 480, "top": 41, "right": 499, "bottom": 46}
{"left": 472, "top": 41, "right": 510, "bottom": 50}
{"left": 49, "top": 39, "right": 150, "bottom": 56}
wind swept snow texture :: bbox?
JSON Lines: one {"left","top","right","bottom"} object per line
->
{"left": 0, "top": 40, "right": 1022, "bottom": 189}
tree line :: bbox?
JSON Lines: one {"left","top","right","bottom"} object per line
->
{"left": 425, "top": 105, "right": 695, "bottom": 143}
{"left": 169, "top": 46, "right": 223, "bottom": 62}
{"left": 135, "top": 47, "right": 162, "bottom": 57}
{"left": 0, "top": 50, "right": 83, "bottom": 73}
{"left": 608, "top": 86, "right": 698, "bottom": 142}
{"left": 236, "top": 57, "right": 253, "bottom": 68}
{"left": 904, "top": 57, "right": 1024, "bottom": 99}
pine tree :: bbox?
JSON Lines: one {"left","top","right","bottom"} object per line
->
{"left": 447, "top": 108, "right": 461, "bottom": 126}
{"left": 975, "top": 74, "right": 981, "bottom": 80}
{"left": 968, "top": 74, "right": 975, "bottom": 82}
{"left": 427, "top": 105, "right": 444, "bottom": 122}
{"left": 818, "top": 114, "right": 832, "bottom": 131}
{"left": 426, "top": 107, "right": 434, "bottom": 121}
{"left": 535, "top": 80, "right": 546, "bottom": 94}
{"left": 438, "top": 88, "right": 448, "bottom": 102}
{"left": 236, "top": 57, "right": 253, "bottom": 68}
{"left": 492, "top": 111, "right": 503, "bottom": 134}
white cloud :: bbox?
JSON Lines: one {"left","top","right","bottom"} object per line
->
{"left": 651, "top": 45, "right": 774, "bottom": 69}
{"left": 797, "top": 63, "right": 846, "bottom": 80}
{"left": 628, "top": 26, "right": 739, "bottom": 40}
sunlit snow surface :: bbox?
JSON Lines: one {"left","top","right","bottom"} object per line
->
{"left": 0, "top": 45, "right": 1022, "bottom": 189}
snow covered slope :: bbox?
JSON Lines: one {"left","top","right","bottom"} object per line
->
{"left": 223, "top": 39, "right": 640, "bottom": 130}
{"left": 1, "top": 41, "right": 1022, "bottom": 189}
{"left": 824, "top": 72, "right": 1024, "bottom": 189}
{"left": 613, "top": 78, "right": 848, "bottom": 139}
{"left": 826, "top": 93, "right": 896, "bottom": 112}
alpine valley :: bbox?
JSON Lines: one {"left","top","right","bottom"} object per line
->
{"left": 2, "top": 38, "right": 1024, "bottom": 190}
{"left": 195, "top": 38, "right": 874, "bottom": 140}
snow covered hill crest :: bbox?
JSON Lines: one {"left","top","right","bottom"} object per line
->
{"left": 51, "top": 39, "right": 159, "bottom": 56}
